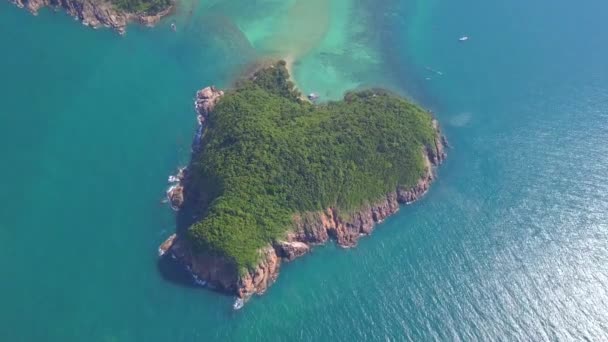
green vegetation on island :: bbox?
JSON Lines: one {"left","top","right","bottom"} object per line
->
{"left": 187, "top": 61, "right": 438, "bottom": 270}
{"left": 112, "top": 0, "right": 171, "bottom": 14}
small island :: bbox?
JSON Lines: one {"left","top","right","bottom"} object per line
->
{"left": 9, "top": 0, "right": 173, "bottom": 34}
{"left": 160, "top": 61, "right": 446, "bottom": 306}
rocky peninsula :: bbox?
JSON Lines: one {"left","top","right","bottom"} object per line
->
{"left": 9, "top": 0, "right": 173, "bottom": 34}
{"left": 160, "top": 61, "right": 447, "bottom": 307}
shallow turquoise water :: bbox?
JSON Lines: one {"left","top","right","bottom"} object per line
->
{"left": 2, "top": 0, "right": 608, "bottom": 340}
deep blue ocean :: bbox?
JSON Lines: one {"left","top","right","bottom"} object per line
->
{"left": 1, "top": 0, "right": 608, "bottom": 340}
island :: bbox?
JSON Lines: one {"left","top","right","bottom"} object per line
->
{"left": 9, "top": 0, "right": 173, "bottom": 34}
{"left": 159, "top": 61, "right": 447, "bottom": 307}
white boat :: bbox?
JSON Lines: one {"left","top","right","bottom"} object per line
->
{"left": 459, "top": 36, "right": 469, "bottom": 42}
{"left": 425, "top": 66, "right": 443, "bottom": 76}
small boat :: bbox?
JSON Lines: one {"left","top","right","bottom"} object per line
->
{"left": 233, "top": 298, "right": 245, "bottom": 310}
{"left": 425, "top": 66, "right": 443, "bottom": 76}
{"left": 171, "top": 23, "right": 177, "bottom": 32}
{"left": 459, "top": 36, "right": 469, "bottom": 42}
{"left": 307, "top": 92, "right": 319, "bottom": 101}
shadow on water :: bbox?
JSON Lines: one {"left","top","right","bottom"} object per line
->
{"left": 157, "top": 256, "right": 200, "bottom": 289}
{"left": 156, "top": 146, "right": 222, "bottom": 290}
{"left": 155, "top": 201, "right": 213, "bottom": 291}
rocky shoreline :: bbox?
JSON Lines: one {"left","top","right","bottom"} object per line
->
{"left": 9, "top": 0, "right": 173, "bottom": 34}
{"left": 161, "top": 85, "right": 447, "bottom": 307}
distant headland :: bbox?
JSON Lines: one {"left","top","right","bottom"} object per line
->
{"left": 159, "top": 61, "right": 447, "bottom": 308}
{"left": 8, "top": 0, "right": 174, "bottom": 34}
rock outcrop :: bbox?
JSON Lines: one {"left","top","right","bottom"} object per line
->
{"left": 236, "top": 246, "right": 280, "bottom": 298}
{"left": 158, "top": 84, "right": 447, "bottom": 306}
{"left": 192, "top": 86, "right": 223, "bottom": 152}
{"left": 8, "top": 0, "right": 173, "bottom": 34}
{"left": 158, "top": 233, "right": 176, "bottom": 256}
{"left": 165, "top": 167, "right": 187, "bottom": 211}
{"left": 165, "top": 235, "right": 241, "bottom": 291}
{"left": 166, "top": 184, "right": 184, "bottom": 210}
{"left": 195, "top": 86, "right": 224, "bottom": 125}
{"left": 274, "top": 240, "right": 310, "bottom": 261}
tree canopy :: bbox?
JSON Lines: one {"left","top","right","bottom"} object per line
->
{"left": 111, "top": 0, "right": 171, "bottom": 14}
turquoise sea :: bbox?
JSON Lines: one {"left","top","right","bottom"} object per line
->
{"left": 2, "top": 0, "right": 608, "bottom": 340}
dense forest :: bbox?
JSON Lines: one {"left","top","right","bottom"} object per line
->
{"left": 111, "top": 0, "right": 171, "bottom": 14}
{"left": 188, "top": 61, "right": 438, "bottom": 270}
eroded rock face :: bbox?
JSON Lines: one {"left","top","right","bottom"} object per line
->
{"left": 162, "top": 235, "right": 240, "bottom": 291}
{"left": 195, "top": 86, "right": 224, "bottom": 124}
{"left": 288, "top": 171, "right": 431, "bottom": 249}
{"left": 275, "top": 240, "right": 310, "bottom": 261}
{"left": 237, "top": 246, "right": 280, "bottom": 298}
{"left": 429, "top": 119, "right": 448, "bottom": 165}
{"left": 9, "top": 0, "right": 173, "bottom": 34}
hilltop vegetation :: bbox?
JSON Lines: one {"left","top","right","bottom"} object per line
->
{"left": 187, "top": 61, "right": 438, "bottom": 269}
{"left": 111, "top": 0, "right": 171, "bottom": 14}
